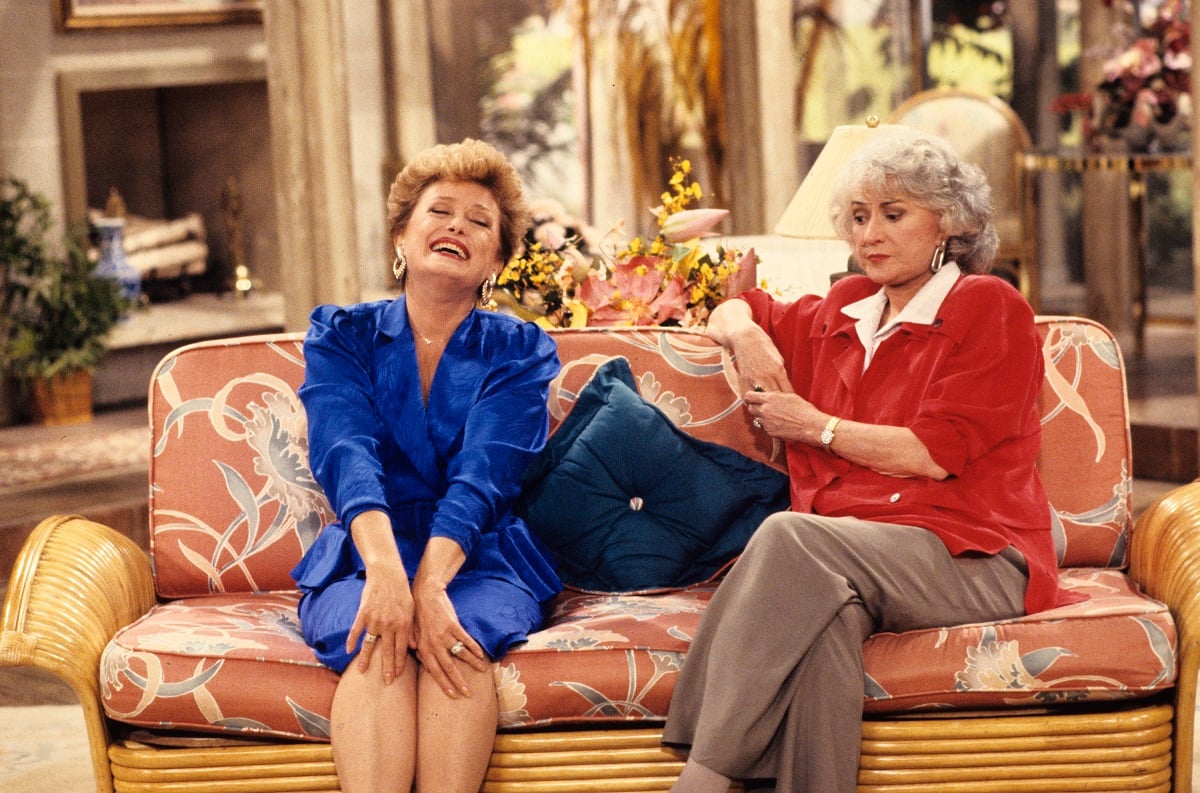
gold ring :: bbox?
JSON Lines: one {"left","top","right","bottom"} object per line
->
{"left": 449, "top": 640, "right": 465, "bottom": 657}
{"left": 364, "top": 632, "right": 379, "bottom": 644}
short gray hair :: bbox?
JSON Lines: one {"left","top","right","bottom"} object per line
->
{"left": 828, "top": 128, "right": 999, "bottom": 274}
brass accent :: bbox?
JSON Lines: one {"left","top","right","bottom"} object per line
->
{"left": 222, "top": 176, "right": 254, "bottom": 297}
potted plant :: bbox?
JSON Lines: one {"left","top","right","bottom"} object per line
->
{"left": 0, "top": 176, "right": 131, "bottom": 425}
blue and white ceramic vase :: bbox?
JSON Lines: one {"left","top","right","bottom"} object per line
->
{"left": 93, "top": 217, "right": 141, "bottom": 306}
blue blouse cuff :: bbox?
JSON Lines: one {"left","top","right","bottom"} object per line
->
{"left": 340, "top": 499, "right": 390, "bottom": 533}
{"left": 430, "top": 518, "right": 477, "bottom": 561}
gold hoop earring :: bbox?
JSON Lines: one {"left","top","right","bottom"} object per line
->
{"left": 393, "top": 247, "right": 407, "bottom": 283}
{"left": 479, "top": 277, "right": 494, "bottom": 307}
{"left": 929, "top": 241, "right": 946, "bottom": 274}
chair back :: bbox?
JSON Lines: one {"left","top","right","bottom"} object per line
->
{"left": 146, "top": 319, "right": 1130, "bottom": 598}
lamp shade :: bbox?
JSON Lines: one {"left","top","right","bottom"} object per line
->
{"left": 774, "top": 118, "right": 911, "bottom": 239}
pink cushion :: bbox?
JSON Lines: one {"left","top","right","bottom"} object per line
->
{"left": 1037, "top": 318, "right": 1133, "bottom": 568}
{"left": 543, "top": 329, "right": 779, "bottom": 468}
{"left": 862, "top": 568, "right": 1175, "bottom": 713}
{"left": 148, "top": 335, "right": 332, "bottom": 599}
{"left": 101, "top": 570, "right": 1173, "bottom": 738}
{"left": 100, "top": 586, "right": 715, "bottom": 738}
{"left": 100, "top": 593, "right": 336, "bottom": 741}
{"left": 496, "top": 587, "right": 713, "bottom": 727}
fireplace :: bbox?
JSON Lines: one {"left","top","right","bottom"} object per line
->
{"left": 57, "top": 59, "right": 278, "bottom": 295}
{"left": 55, "top": 58, "right": 285, "bottom": 408}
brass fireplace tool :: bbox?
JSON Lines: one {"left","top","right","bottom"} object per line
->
{"left": 222, "top": 175, "right": 254, "bottom": 298}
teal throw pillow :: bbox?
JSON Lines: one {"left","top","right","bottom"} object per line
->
{"left": 518, "top": 357, "right": 789, "bottom": 593}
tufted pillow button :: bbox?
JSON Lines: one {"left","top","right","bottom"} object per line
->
{"left": 629, "top": 496, "right": 644, "bottom": 511}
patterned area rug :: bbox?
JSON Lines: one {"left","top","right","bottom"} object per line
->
{"left": 0, "top": 705, "right": 93, "bottom": 792}
{"left": 0, "top": 425, "right": 147, "bottom": 494}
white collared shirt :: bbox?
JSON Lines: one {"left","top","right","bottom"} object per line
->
{"left": 841, "top": 262, "right": 962, "bottom": 371}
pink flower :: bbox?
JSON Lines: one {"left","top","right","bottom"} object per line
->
{"left": 534, "top": 221, "right": 568, "bottom": 250}
{"left": 1131, "top": 88, "right": 1159, "bottom": 127}
{"left": 1163, "top": 48, "right": 1191, "bottom": 72}
{"left": 579, "top": 256, "right": 687, "bottom": 326}
{"left": 723, "top": 247, "right": 758, "bottom": 297}
{"left": 1112, "top": 38, "right": 1162, "bottom": 81}
{"left": 660, "top": 208, "right": 728, "bottom": 244}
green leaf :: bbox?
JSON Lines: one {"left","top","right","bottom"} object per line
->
{"left": 0, "top": 176, "right": 132, "bottom": 381}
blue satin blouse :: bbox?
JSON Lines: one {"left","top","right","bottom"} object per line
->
{"left": 291, "top": 297, "right": 563, "bottom": 633}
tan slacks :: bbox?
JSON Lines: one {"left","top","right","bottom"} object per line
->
{"left": 662, "top": 511, "right": 1029, "bottom": 793}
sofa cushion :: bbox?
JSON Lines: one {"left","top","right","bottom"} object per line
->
{"left": 100, "top": 569, "right": 1173, "bottom": 739}
{"left": 99, "top": 585, "right": 718, "bottom": 738}
{"left": 148, "top": 335, "right": 334, "bottom": 599}
{"left": 519, "top": 356, "right": 790, "bottom": 593}
{"left": 100, "top": 593, "right": 336, "bottom": 741}
{"left": 496, "top": 586, "right": 715, "bottom": 727}
{"left": 862, "top": 568, "right": 1175, "bottom": 713}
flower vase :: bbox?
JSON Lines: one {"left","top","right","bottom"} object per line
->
{"left": 1152, "top": 112, "right": 1190, "bottom": 153}
{"left": 93, "top": 217, "right": 142, "bottom": 306}
{"left": 1118, "top": 124, "right": 1155, "bottom": 154}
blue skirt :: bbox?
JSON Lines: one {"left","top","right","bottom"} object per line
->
{"left": 291, "top": 508, "right": 555, "bottom": 674}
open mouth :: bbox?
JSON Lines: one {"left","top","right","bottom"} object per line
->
{"left": 432, "top": 240, "right": 468, "bottom": 259}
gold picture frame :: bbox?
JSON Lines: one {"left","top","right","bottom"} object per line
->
{"left": 57, "top": 0, "right": 262, "bottom": 31}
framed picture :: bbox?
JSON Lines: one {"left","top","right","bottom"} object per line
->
{"left": 57, "top": 1, "right": 262, "bottom": 31}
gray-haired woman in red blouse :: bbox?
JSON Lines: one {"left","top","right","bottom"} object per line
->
{"left": 663, "top": 129, "right": 1079, "bottom": 793}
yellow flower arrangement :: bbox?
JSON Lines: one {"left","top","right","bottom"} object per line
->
{"left": 494, "top": 158, "right": 756, "bottom": 328}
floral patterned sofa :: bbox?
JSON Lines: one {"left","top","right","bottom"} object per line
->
{"left": 3, "top": 318, "right": 1200, "bottom": 793}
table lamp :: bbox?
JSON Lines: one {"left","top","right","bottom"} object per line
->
{"left": 767, "top": 116, "right": 911, "bottom": 293}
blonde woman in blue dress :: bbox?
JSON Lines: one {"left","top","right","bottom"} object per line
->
{"left": 291, "top": 139, "right": 561, "bottom": 792}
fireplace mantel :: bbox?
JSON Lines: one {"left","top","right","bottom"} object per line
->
{"left": 93, "top": 291, "right": 285, "bottom": 408}
{"left": 57, "top": 58, "right": 269, "bottom": 226}
{"left": 106, "top": 291, "right": 283, "bottom": 352}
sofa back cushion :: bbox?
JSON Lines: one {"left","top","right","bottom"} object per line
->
{"left": 1036, "top": 317, "right": 1132, "bottom": 567}
{"left": 148, "top": 319, "right": 1131, "bottom": 598}
{"left": 149, "top": 333, "right": 330, "bottom": 598}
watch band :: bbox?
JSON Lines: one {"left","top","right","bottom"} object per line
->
{"left": 820, "top": 416, "right": 841, "bottom": 451}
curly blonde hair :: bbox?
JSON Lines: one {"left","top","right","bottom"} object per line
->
{"left": 386, "top": 138, "right": 530, "bottom": 264}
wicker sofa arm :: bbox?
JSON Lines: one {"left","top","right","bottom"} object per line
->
{"left": 1, "top": 515, "right": 156, "bottom": 793}
{"left": 1129, "top": 479, "right": 1200, "bottom": 793}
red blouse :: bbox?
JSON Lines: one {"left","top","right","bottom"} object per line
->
{"left": 740, "top": 274, "right": 1075, "bottom": 614}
